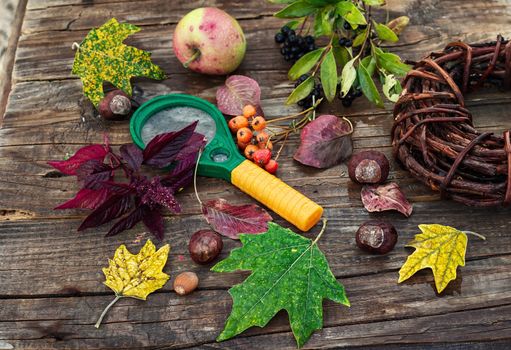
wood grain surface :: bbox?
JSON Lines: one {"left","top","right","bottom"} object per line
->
{"left": 0, "top": 0, "right": 510, "bottom": 349}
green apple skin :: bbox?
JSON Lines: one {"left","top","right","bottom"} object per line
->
{"left": 173, "top": 7, "right": 247, "bottom": 75}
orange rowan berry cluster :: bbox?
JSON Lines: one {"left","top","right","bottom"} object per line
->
{"left": 228, "top": 105, "right": 278, "bottom": 174}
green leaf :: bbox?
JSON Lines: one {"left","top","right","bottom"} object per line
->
{"left": 72, "top": 18, "right": 165, "bottom": 106}
{"left": 361, "top": 55, "right": 377, "bottom": 77}
{"left": 352, "top": 30, "right": 367, "bottom": 47}
{"left": 289, "top": 48, "right": 325, "bottom": 80}
{"left": 286, "top": 77, "right": 315, "bottom": 105}
{"left": 336, "top": 2, "right": 367, "bottom": 25}
{"left": 376, "top": 52, "right": 412, "bottom": 77}
{"left": 340, "top": 57, "right": 357, "bottom": 97}
{"left": 320, "top": 50, "right": 337, "bottom": 102}
{"left": 374, "top": 22, "right": 399, "bottom": 42}
{"left": 357, "top": 64, "right": 383, "bottom": 107}
{"left": 284, "top": 19, "right": 305, "bottom": 30}
{"left": 275, "top": 1, "right": 317, "bottom": 18}
{"left": 332, "top": 46, "right": 351, "bottom": 69}
{"left": 313, "top": 7, "right": 334, "bottom": 37}
{"left": 212, "top": 222, "right": 349, "bottom": 348}
{"left": 363, "top": 0, "right": 386, "bottom": 5}
{"left": 382, "top": 73, "right": 402, "bottom": 102}
{"left": 269, "top": 0, "right": 296, "bottom": 3}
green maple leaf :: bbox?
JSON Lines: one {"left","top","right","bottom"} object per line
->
{"left": 212, "top": 221, "right": 349, "bottom": 348}
{"left": 72, "top": 18, "right": 165, "bottom": 106}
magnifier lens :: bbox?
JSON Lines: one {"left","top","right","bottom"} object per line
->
{"left": 140, "top": 106, "right": 217, "bottom": 146}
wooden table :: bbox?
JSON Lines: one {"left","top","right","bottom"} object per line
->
{"left": 1, "top": 1, "right": 511, "bottom": 349}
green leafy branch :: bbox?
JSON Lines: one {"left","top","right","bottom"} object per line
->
{"left": 272, "top": 0, "right": 412, "bottom": 107}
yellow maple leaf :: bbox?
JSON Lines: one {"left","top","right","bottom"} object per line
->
{"left": 95, "top": 240, "right": 170, "bottom": 328}
{"left": 398, "top": 224, "right": 474, "bottom": 293}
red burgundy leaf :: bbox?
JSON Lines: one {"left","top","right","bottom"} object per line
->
{"left": 361, "top": 182, "right": 413, "bottom": 217}
{"left": 293, "top": 115, "right": 353, "bottom": 169}
{"left": 202, "top": 198, "right": 272, "bottom": 239}
{"left": 143, "top": 121, "right": 198, "bottom": 168}
{"left": 76, "top": 160, "right": 113, "bottom": 189}
{"left": 142, "top": 207, "right": 165, "bottom": 241}
{"left": 120, "top": 144, "right": 143, "bottom": 172}
{"left": 48, "top": 144, "right": 109, "bottom": 175}
{"left": 78, "top": 194, "right": 132, "bottom": 231}
{"left": 55, "top": 188, "right": 110, "bottom": 210}
{"left": 106, "top": 205, "right": 145, "bottom": 237}
{"left": 141, "top": 177, "right": 180, "bottom": 213}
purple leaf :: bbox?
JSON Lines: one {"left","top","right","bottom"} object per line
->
{"left": 106, "top": 205, "right": 145, "bottom": 237}
{"left": 120, "top": 144, "right": 143, "bottom": 171}
{"left": 55, "top": 188, "right": 110, "bottom": 210}
{"left": 216, "top": 75, "right": 262, "bottom": 116}
{"left": 202, "top": 199, "right": 272, "bottom": 239}
{"left": 141, "top": 177, "right": 181, "bottom": 213}
{"left": 294, "top": 115, "right": 353, "bottom": 169}
{"left": 76, "top": 160, "right": 113, "bottom": 189}
{"left": 48, "top": 144, "right": 109, "bottom": 175}
{"left": 78, "top": 193, "right": 132, "bottom": 231}
{"left": 142, "top": 208, "right": 165, "bottom": 241}
{"left": 361, "top": 182, "right": 413, "bottom": 217}
{"left": 143, "top": 121, "right": 198, "bottom": 168}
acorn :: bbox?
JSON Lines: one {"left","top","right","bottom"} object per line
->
{"left": 348, "top": 150, "right": 390, "bottom": 184}
{"left": 188, "top": 230, "right": 223, "bottom": 264}
{"left": 98, "top": 90, "right": 131, "bottom": 119}
{"left": 173, "top": 272, "right": 199, "bottom": 296}
{"left": 356, "top": 220, "right": 397, "bottom": 254}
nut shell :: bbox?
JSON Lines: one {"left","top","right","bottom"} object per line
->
{"left": 348, "top": 150, "right": 390, "bottom": 184}
{"left": 356, "top": 220, "right": 397, "bottom": 254}
{"left": 188, "top": 230, "right": 223, "bottom": 264}
{"left": 98, "top": 90, "right": 131, "bottom": 119}
{"left": 173, "top": 272, "right": 199, "bottom": 296}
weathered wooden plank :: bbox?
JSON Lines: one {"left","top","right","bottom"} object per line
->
{"left": 0, "top": 202, "right": 510, "bottom": 296}
{"left": 0, "top": 255, "right": 509, "bottom": 349}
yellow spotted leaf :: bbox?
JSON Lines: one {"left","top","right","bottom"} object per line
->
{"left": 72, "top": 18, "right": 165, "bottom": 106}
{"left": 398, "top": 224, "right": 471, "bottom": 293}
{"left": 95, "top": 240, "right": 170, "bottom": 328}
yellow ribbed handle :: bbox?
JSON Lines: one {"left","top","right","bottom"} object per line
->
{"left": 231, "top": 160, "right": 323, "bottom": 231}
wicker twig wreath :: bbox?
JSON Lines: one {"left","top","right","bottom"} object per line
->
{"left": 392, "top": 36, "right": 511, "bottom": 207}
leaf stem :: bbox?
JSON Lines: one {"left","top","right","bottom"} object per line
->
{"left": 183, "top": 49, "right": 201, "bottom": 68}
{"left": 463, "top": 231, "right": 487, "bottom": 240}
{"left": 266, "top": 98, "right": 323, "bottom": 124}
{"left": 312, "top": 218, "right": 328, "bottom": 245}
{"left": 95, "top": 295, "right": 121, "bottom": 328}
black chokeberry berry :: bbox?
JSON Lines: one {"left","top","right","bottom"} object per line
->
{"left": 288, "top": 34, "right": 297, "bottom": 43}
{"left": 342, "top": 98, "right": 353, "bottom": 107}
{"left": 345, "top": 39, "right": 353, "bottom": 48}
{"left": 305, "top": 35, "right": 315, "bottom": 44}
{"left": 275, "top": 32, "right": 285, "bottom": 44}
{"left": 339, "top": 37, "right": 347, "bottom": 46}
{"left": 281, "top": 26, "right": 291, "bottom": 34}
{"left": 343, "top": 21, "right": 351, "bottom": 30}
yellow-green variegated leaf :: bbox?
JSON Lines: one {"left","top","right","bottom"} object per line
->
{"left": 72, "top": 18, "right": 165, "bottom": 106}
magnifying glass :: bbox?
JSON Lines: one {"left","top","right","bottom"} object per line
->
{"left": 130, "top": 94, "right": 323, "bottom": 231}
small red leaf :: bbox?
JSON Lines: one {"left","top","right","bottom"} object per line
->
{"left": 293, "top": 115, "right": 353, "bottom": 169}
{"left": 142, "top": 208, "right": 165, "bottom": 241}
{"left": 48, "top": 144, "right": 109, "bottom": 175}
{"left": 106, "top": 205, "right": 145, "bottom": 237}
{"left": 55, "top": 188, "right": 110, "bottom": 210}
{"left": 143, "top": 121, "right": 198, "bottom": 168}
{"left": 78, "top": 194, "right": 132, "bottom": 231}
{"left": 202, "top": 199, "right": 272, "bottom": 239}
{"left": 361, "top": 182, "right": 413, "bottom": 217}
{"left": 120, "top": 144, "right": 143, "bottom": 171}
{"left": 216, "top": 75, "right": 262, "bottom": 116}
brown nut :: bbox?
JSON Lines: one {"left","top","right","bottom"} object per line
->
{"left": 348, "top": 150, "right": 390, "bottom": 184}
{"left": 188, "top": 230, "right": 223, "bottom": 264}
{"left": 173, "top": 272, "right": 199, "bottom": 296}
{"left": 356, "top": 220, "right": 397, "bottom": 254}
{"left": 98, "top": 90, "right": 131, "bottom": 119}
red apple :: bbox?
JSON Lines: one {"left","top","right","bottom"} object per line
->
{"left": 173, "top": 7, "right": 246, "bottom": 75}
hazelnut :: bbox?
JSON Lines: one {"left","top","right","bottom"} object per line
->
{"left": 173, "top": 272, "right": 199, "bottom": 296}
{"left": 98, "top": 90, "right": 131, "bottom": 119}
{"left": 348, "top": 150, "right": 390, "bottom": 184}
{"left": 188, "top": 230, "right": 223, "bottom": 264}
{"left": 356, "top": 220, "right": 397, "bottom": 254}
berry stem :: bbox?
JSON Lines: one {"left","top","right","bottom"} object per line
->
{"left": 266, "top": 98, "right": 323, "bottom": 124}
{"left": 183, "top": 49, "right": 201, "bottom": 68}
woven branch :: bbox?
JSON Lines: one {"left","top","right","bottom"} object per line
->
{"left": 392, "top": 36, "right": 511, "bottom": 207}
